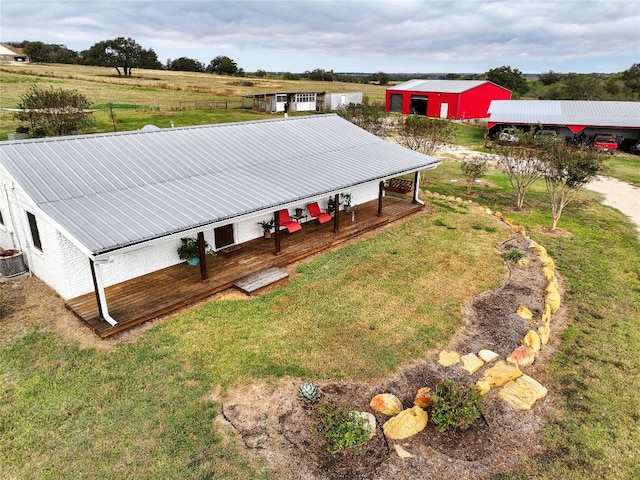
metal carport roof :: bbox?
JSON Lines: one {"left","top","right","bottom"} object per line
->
{"left": 487, "top": 100, "right": 640, "bottom": 129}
{"left": 0, "top": 114, "right": 440, "bottom": 257}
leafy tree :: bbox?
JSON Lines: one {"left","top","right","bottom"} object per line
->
{"left": 255, "top": 69, "right": 267, "bottom": 77}
{"left": 538, "top": 70, "right": 562, "bottom": 86}
{"left": 563, "top": 73, "right": 603, "bottom": 100}
{"left": 15, "top": 85, "right": 95, "bottom": 137}
{"left": 485, "top": 65, "right": 528, "bottom": 96}
{"left": 376, "top": 71, "right": 390, "bottom": 86}
{"left": 540, "top": 142, "right": 608, "bottom": 230}
{"left": 83, "top": 37, "right": 144, "bottom": 76}
{"left": 622, "top": 63, "right": 640, "bottom": 94}
{"left": 23, "top": 41, "right": 80, "bottom": 64}
{"left": 168, "top": 57, "right": 204, "bottom": 72}
{"left": 138, "top": 48, "right": 163, "bottom": 70}
{"left": 396, "top": 115, "right": 455, "bottom": 155}
{"left": 494, "top": 130, "right": 543, "bottom": 210}
{"left": 206, "top": 56, "right": 238, "bottom": 75}
{"left": 306, "top": 68, "right": 334, "bottom": 81}
{"left": 335, "top": 101, "right": 389, "bottom": 137}
{"left": 460, "top": 155, "right": 489, "bottom": 194}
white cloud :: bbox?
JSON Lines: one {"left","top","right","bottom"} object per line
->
{"left": 1, "top": 0, "right": 638, "bottom": 72}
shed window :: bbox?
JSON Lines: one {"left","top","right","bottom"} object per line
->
{"left": 26, "top": 211, "right": 42, "bottom": 251}
{"left": 389, "top": 94, "right": 403, "bottom": 113}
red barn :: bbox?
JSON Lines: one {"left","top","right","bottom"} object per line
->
{"left": 386, "top": 79, "right": 511, "bottom": 120}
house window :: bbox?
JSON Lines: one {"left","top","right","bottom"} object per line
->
{"left": 295, "top": 93, "right": 316, "bottom": 103}
{"left": 26, "top": 211, "right": 42, "bottom": 251}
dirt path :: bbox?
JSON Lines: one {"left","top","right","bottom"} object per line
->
{"left": 585, "top": 176, "right": 640, "bottom": 235}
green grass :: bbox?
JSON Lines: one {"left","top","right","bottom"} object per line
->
{"left": 425, "top": 159, "right": 640, "bottom": 479}
{"left": 607, "top": 153, "right": 640, "bottom": 186}
{"left": 0, "top": 205, "right": 506, "bottom": 479}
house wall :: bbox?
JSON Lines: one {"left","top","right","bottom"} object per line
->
{"left": 325, "top": 93, "right": 363, "bottom": 110}
{"left": 0, "top": 173, "right": 399, "bottom": 299}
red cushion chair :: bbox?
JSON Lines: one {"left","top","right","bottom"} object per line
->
{"left": 278, "top": 209, "right": 302, "bottom": 233}
{"left": 307, "top": 202, "right": 331, "bottom": 224}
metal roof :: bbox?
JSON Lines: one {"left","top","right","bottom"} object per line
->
{"left": 488, "top": 100, "right": 640, "bottom": 128}
{"left": 387, "top": 79, "right": 505, "bottom": 94}
{"left": 0, "top": 114, "right": 440, "bottom": 257}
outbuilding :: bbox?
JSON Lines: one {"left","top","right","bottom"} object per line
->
{"left": 0, "top": 114, "right": 439, "bottom": 335}
{"left": 486, "top": 100, "right": 640, "bottom": 147}
{"left": 386, "top": 79, "right": 511, "bottom": 120}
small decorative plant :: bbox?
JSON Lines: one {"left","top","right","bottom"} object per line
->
{"left": 313, "top": 403, "right": 372, "bottom": 453}
{"left": 460, "top": 154, "right": 488, "bottom": 194}
{"left": 341, "top": 193, "right": 352, "bottom": 212}
{"left": 177, "top": 237, "right": 214, "bottom": 264}
{"left": 430, "top": 379, "right": 484, "bottom": 432}
{"left": 257, "top": 219, "right": 275, "bottom": 238}
{"left": 501, "top": 248, "right": 525, "bottom": 263}
{"left": 327, "top": 197, "right": 337, "bottom": 215}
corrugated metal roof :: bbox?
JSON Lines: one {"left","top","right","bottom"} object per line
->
{"left": 488, "top": 100, "right": 640, "bottom": 128}
{"left": 388, "top": 79, "right": 501, "bottom": 94}
{"left": 0, "top": 114, "right": 440, "bottom": 256}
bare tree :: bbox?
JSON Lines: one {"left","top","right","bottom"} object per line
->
{"left": 396, "top": 116, "right": 454, "bottom": 155}
{"left": 540, "top": 142, "right": 608, "bottom": 230}
{"left": 494, "top": 131, "right": 543, "bottom": 210}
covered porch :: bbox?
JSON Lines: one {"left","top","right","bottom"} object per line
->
{"left": 67, "top": 196, "right": 424, "bottom": 338}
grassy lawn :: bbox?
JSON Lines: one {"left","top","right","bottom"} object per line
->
{"left": 425, "top": 161, "right": 640, "bottom": 479}
{"left": 0, "top": 204, "right": 507, "bottom": 479}
{"left": 1, "top": 65, "right": 639, "bottom": 478}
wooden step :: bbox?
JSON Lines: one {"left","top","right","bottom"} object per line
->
{"left": 233, "top": 267, "right": 290, "bottom": 294}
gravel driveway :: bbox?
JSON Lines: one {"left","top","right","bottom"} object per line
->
{"left": 586, "top": 176, "right": 640, "bottom": 236}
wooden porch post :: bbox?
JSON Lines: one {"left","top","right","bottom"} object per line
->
{"left": 378, "top": 181, "right": 384, "bottom": 216}
{"left": 198, "top": 231, "right": 208, "bottom": 282}
{"left": 333, "top": 193, "right": 340, "bottom": 233}
{"left": 274, "top": 211, "right": 281, "bottom": 255}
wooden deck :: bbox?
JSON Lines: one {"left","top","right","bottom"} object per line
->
{"left": 66, "top": 197, "right": 423, "bottom": 338}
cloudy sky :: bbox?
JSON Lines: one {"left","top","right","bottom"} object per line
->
{"left": 2, "top": 0, "right": 639, "bottom": 74}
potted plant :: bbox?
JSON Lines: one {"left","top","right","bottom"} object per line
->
{"left": 295, "top": 207, "right": 304, "bottom": 217}
{"left": 327, "top": 197, "right": 337, "bottom": 216}
{"left": 257, "top": 219, "right": 275, "bottom": 238}
{"left": 341, "top": 193, "right": 352, "bottom": 212}
{"left": 177, "top": 237, "right": 214, "bottom": 265}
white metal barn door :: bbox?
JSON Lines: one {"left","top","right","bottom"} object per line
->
{"left": 440, "top": 103, "right": 449, "bottom": 118}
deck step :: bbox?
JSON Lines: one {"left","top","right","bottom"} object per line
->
{"left": 233, "top": 267, "right": 290, "bottom": 294}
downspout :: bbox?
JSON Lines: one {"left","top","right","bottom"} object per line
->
{"left": 412, "top": 171, "right": 424, "bottom": 205}
{"left": 2, "top": 183, "right": 22, "bottom": 252}
{"left": 9, "top": 182, "right": 32, "bottom": 278}
{"left": 89, "top": 258, "right": 118, "bottom": 326}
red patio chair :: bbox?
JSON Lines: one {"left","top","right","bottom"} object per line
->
{"left": 278, "top": 209, "right": 302, "bottom": 233}
{"left": 307, "top": 202, "right": 331, "bottom": 224}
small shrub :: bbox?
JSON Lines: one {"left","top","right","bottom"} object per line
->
{"left": 430, "top": 380, "right": 484, "bottom": 432}
{"left": 313, "top": 403, "right": 371, "bottom": 453}
{"left": 434, "top": 219, "right": 448, "bottom": 227}
{"left": 501, "top": 249, "right": 525, "bottom": 262}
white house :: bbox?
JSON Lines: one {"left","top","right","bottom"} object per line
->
{"left": 0, "top": 114, "right": 440, "bottom": 328}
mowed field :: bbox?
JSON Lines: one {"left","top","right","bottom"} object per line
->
{"left": 0, "top": 62, "right": 388, "bottom": 137}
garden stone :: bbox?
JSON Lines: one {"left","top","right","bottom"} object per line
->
{"left": 383, "top": 406, "right": 428, "bottom": 440}
{"left": 538, "top": 325, "right": 551, "bottom": 345}
{"left": 481, "top": 361, "right": 522, "bottom": 387}
{"left": 351, "top": 411, "right": 377, "bottom": 438}
{"left": 522, "top": 330, "right": 541, "bottom": 352}
{"left": 498, "top": 374, "right": 548, "bottom": 410}
{"left": 370, "top": 393, "right": 403, "bottom": 416}
{"left": 517, "top": 305, "right": 533, "bottom": 320}
{"left": 508, "top": 345, "right": 536, "bottom": 367}
{"left": 414, "top": 387, "right": 434, "bottom": 409}
{"left": 545, "top": 290, "right": 561, "bottom": 313}
{"left": 478, "top": 349, "right": 499, "bottom": 363}
{"left": 460, "top": 353, "right": 484, "bottom": 374}
{"left": 437, "top": 350, "right": 460, "bottom": 366}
